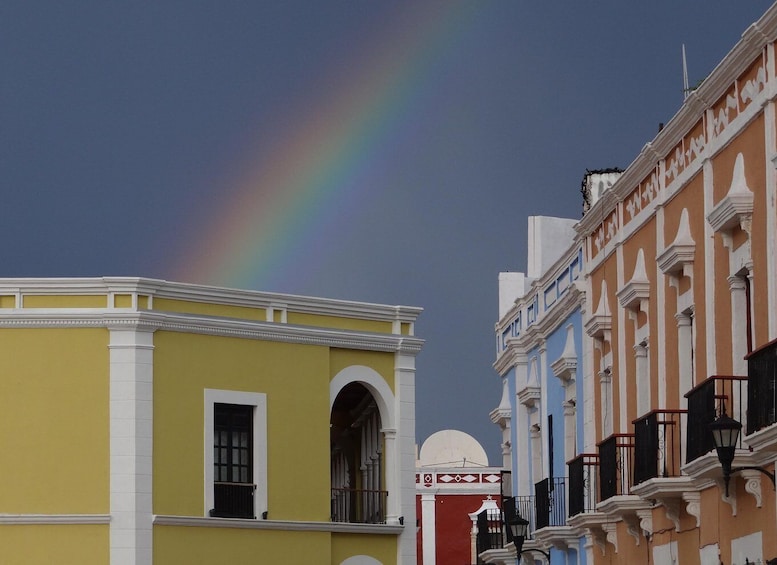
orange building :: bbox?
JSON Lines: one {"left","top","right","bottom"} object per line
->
{"left": 572, "top": 3, "right": 777, "bottom": 563}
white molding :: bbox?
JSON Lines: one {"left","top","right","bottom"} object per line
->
{"left": 0, "top": 514, "right": 111, "bottom": 525}
{"left": 0, "top": 276, "right": 423, "bottom": 324}
{"left": 330, "top": 366, "right": 395, "bottom": 429}
{"left": 204, "top": 389, "right": 268, "bottom": 519}
{"left": 0, "top": 311, "right": 424, "bottom": 355}
{"left": 109, "top": 327, "right": 154, "bottom": 565}
{"left": 152, "top": 514, "right": 403, "bottom": 534}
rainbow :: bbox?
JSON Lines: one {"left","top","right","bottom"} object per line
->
{"left": 172, "top": 2, "right": 478, "bottom": 291}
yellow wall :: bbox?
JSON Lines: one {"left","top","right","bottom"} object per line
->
{"left": 0, "top": 328, "right": 109, "bottom": 513}
{"left": 0, "top": 525, "right": 108, "bottom": 565}
{"left": 331, "top": 532, "right": 396, "bottom": 564}
{"left": 22, "top": 295, "right": 107, "bottom": 308}
{"left": 153, "top": 298, "right": 265, "bottom": 321}
{"left": 153, "top": 331, "right": 332, "bottom": 521}
{"left": 154, "top": 526, "right": 332, "bottom": 564}
{"left": 330, "top": 348, "right": 395, "bottom": 392}
{"left": 289, "top": 312, "right": 392, "bottom": 334}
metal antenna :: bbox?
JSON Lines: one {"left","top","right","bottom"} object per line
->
{"left": 683, "top": 44, "right": 690, "bottom": 100}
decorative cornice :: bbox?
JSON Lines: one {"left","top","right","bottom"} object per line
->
{"left": 576, "top": 4, "right": 777, "bottom": 241}
{"left": 0, "top": 276, "right": 423, "bottom": 324}
{"left": 533, "top": 525, "right": 581, "bottom": 550}
{"left": 153, "top": 515, "right": 403, "bottom": 534}
{"left": 517, "top": 385, "right": 541, "bottom": 408}
{"left": 617, "top": 249, "right": 650, "bottom": 313}
{"left": 657, "top": 209, "right": 695, "bottom": 276}
{"left": 0, "top": 514, "right": 111, "bottom": 525}
{"left": 0, "top": 311, "right": 424, "bottom": 354}
{"left": 630, "top": 476, "right": 695, "bottom": 501}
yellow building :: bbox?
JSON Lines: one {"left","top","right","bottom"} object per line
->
{"left": 571, "top": 3, "right": 777, "bottom": 563}
{"left": 0, "top": 277, "right": 423, "bottom": 565}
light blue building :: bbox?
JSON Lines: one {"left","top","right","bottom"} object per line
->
{"left": 483, "top": 179, "right": 619, "bottom": 565}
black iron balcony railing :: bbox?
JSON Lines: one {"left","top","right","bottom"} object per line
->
{"left": 685, "top": 375, "right": 747, "bottom": 463}
{"left": 633, "top": 409, "right": 686, "bottom": 484}
{"left": 509, "top": 494, "right": 536, "bottom": 539}
{"left": 598, "top": 433, "right": 635, "bottom": 501}
{"left": 747, "top": 339, "right": 777, "bottom": 435}
{"left": 534, "top": 477, "right": 566, "bottom": 529}
{"left": 568, "top": 453, "right": 599, "bottom": 517}
{"left": 475, "top": 508, "right": 505, "bottom": 556}
{"left": 330, "top": 487, "right": 387, "bottom": 524}
{"left": 212, "top": 482, "right": 256, "bottom": 518}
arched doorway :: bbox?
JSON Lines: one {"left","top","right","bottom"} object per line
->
{"left": 330, "top": 381, "right": 385, "bottom": 524}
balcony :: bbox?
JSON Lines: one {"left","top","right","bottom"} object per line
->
{"left": 566, "top": 453, "right": 608, "bottom": 547}
{"left": 533, "top": 476, "right": 578, "bottom": 550}
{"left": 211, "top": 482, "right": 256, "bottom": 519}
{"left": 475, "top": 506, "right": 506, "bottom": 556}
{"left": 534, "top": 477, "right": 566, "bottom": 529}
{"left": 596, "top": 433, "right": 650, "bottom": 520}
{"left": 331, "top": 488, "right": 387, "bottom": 524}
{"left": 510, "top": 494, "right": 536, "bottom": 537}
{"left": 633, "top": 409, "right": 686, "bottom": 483}
{"left": 598, "top": 434, "right": 634, "bottom": 500}
{"left": 747, "top": 339, "right": 777, "bottom": 435}
{"left": 568, "top": 453, "right": 599, "bottom": 517}
{"left": 744, "top": 339, "right": 777, "bottom": 456}
{"left": 631, "top": 409, "right": 694, "bottom": 510}
{"left": 683, "top": 375, "right": 747, "bottom": 478}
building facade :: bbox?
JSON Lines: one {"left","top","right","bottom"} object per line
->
{"left": 574, "top": 4, "right": 777, "bottom": 562}
{"left": 0, "top": 277, "right": 422, "bottom": 565}
{"left": 486, "top": 3, "right": 777, "bottom": 564}
{"left": 415, "top": 429, "right": 503, "bottom": 565}
{"left": 485, "top": 215, "right": 592, "bottom": 565}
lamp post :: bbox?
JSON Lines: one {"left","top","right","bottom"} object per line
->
{"left": 710, "top": 412, "right": 775, "bottom": 497}
{"left": 507, "top": 514, "right": 551, "bottom": 564}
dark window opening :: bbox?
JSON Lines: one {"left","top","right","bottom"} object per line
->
{"left": 212, "top": 403, "right": 254, "bottom": 518}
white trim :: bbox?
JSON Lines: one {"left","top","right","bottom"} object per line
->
{"left": 0, "top": 311, "right": 424, "bottom": 355}
{"left": 109, "top": 327, "right": 155, "bottom": 565}
{"left": 204, "top": 389, "right": 268, "bottom": 519}
{"left": 330, "top": 366, "right": 395, "bottom": 429}
{"left": 0, "top": 514, "right": 111, "bottom": 525}
{"left": 0, "top": 276, "right": 422, "bottom": 323}
{"left": 152, "top": 514, "right": 403, "bottom": 534}
{"left": 340, "top": 556, "right": 384, "bottom": 565}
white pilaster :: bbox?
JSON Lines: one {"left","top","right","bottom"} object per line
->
{"left": 109, "top": 327, "right": 155, "bottom": 565}
{"left": 395, "top": 352, "right": 417, "bottom": 565}
{"left": 421, "top": 493, "right": 436, "bottom": 565}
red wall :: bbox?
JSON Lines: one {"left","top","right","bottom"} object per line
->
{"left": 417, "top": 493, "right": 500, "bottom": 565}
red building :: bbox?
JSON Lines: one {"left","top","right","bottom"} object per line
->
{"left": 416, "top": 430, "right": 503, "bottom": 565}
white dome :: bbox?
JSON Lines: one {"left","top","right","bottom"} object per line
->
{"left": 418, "top": 429, "right": 489, "bottom": 467}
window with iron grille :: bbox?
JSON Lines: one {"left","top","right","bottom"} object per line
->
{"left": 204, "top": 389, "right": 267, "bottom": 520}
{"left": 212, "top": 403, "right": 255, "bottom": 518}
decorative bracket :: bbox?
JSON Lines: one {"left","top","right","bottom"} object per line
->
{"left": 682, "top": 491, "right": 701, "bottom": 528}
{"left": 716, "top": 477, "right": 737, "bottom": 516}
{"left": 623, "top": 514, "right": 642, "bottom": 545}
{"left": 739, "top": 469, "right": 763, "bottom": 508}
{"left": 636, "top": 509, "right": 654, "bottom": 538}
{"left": 602, "top": 522, "right": 619, "bottom": 553}
{"left": 661, "top": 499, "right": 681, "bottom": 532}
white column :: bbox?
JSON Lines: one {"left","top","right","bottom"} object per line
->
{"left": 600, "top": 366, "right": 613, "bottom": 438}
{"left": 635, "top": 342, "right": 649, "bottom": 417}
{"left": 109, "top": 327, "right": 155, "bottom": 565}
{"left": 395, "top": 352, "right": 417, "bottom": 565}
{"left": 676, "top": 312, "right": 693, "bottom": 407}
{"left": 765, "top": 96, "right": 777, "bottom": 340}
{"left": 729, "top": 275, "right": 749, "bottom": 376}
{"left": 421, "top": 493, "right": 436, "bottom": 565}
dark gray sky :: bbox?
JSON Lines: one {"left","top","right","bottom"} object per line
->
{"left": 2, "top": 1, "right": 773, "bottom": 463}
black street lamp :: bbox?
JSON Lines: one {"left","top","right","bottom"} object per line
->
{"left": 507, "top": 514, "right": 551, "bottom": 564}
{"left": 710, "top": 411, "right": 776, "bottom": 497}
